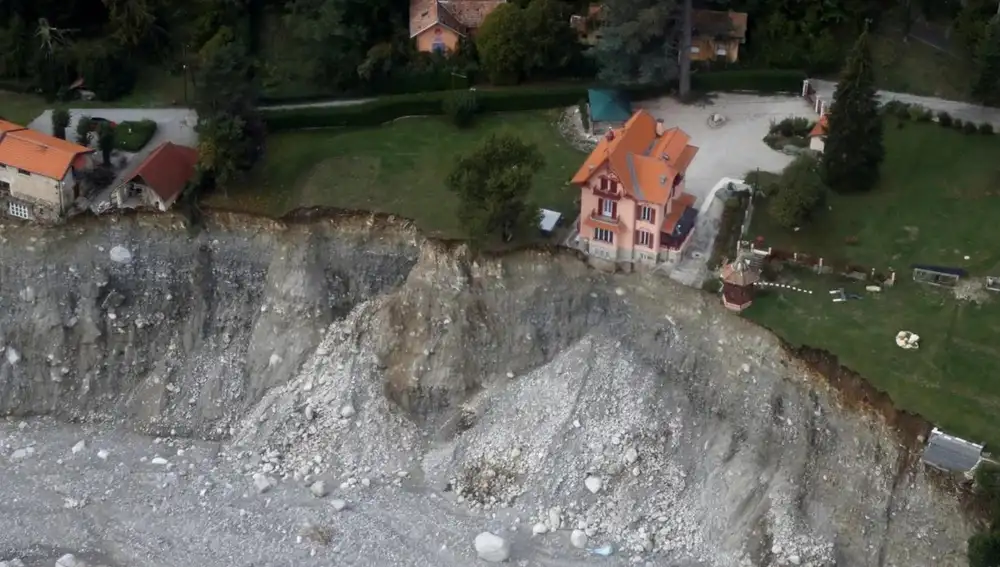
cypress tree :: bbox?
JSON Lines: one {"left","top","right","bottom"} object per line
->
{"left": 821, "top": 26, "right": 884, "bottom": 193}
{"left": 973, "top": 20, "right": 1000, "bottom": 107}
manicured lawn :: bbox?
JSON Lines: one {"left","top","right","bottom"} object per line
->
{"left": 207, "top": 111, "right": 585, "bottom": 238}
{"left": 744, "top": 120, "right": 1000, "bottom": 448}
{"left": 114, "top": 119, "right": 158, "bottom": 152}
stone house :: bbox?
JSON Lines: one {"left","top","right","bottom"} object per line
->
{"left": 0, "top": 119, "right": 94, "bottom": 223}
{"left": 571, "top": 110, "right": 700, "bottom": 272}
{"left": 691, "top": 10, "right": 748, "bottom": 63}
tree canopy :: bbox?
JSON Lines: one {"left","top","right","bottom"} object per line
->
{"left": 768, "top": 155, "right": 826, "bottom": 229}
{"left": 821, "top": 26, "right": 884, "bottom": 193}
{"left": 972, "top": 20, "right": 1000, "bottom": 107}
{"left": 588, "top": 0, "right": 682, "bottom": 86}
{"left": 446, "top": 133, "right": 544, "bottom": 245}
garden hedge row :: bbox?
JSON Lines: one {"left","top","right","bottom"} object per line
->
{"left": 262, "top": 85, "right": 588, "bottom": 131}
{"left": 262, "top": 70, "right": 806, "bottom": 132}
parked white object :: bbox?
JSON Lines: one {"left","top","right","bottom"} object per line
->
{"left": 895, "top": 331, "right": 920, "bottom": 350}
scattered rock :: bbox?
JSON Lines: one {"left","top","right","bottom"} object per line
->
{"left": 253, "top": 473, "right": 276, "bottom": 494}
{"left": 71, "top": 441, "right": 86, "bottom": 454}
{"left": 570, "top": 529, "right": 588, "bottom": 549}
{"left": 109, "top": 245, "right": 132, "bottom": 264}
{"left": 310, "top": 480, "right": 328, "bottom": 498}
{"left": 624, "top": 447, "right": 639, "bottom": 465}
{"left": 584, "top": 476, "right": 602, "bottom": 494}
{"left": 5, "top": 347, "right": 20, "bottom": 366}
{"left": 339, "top": 404, "right": 356, "bottom": 419}
{"left": 0, "top": 559, "right": 26, "bottom": 567}
{"left": 55, "top": 554, "right": 87, "bottom": 567}
{"left": 532, "top": 522, "right": 548, "bottom": 535}
{"left": 331, "top": 498, "right": 348, "bottom": 512}
{"left": 547, "top": 507, "right": 562, "bottom": 530}
{"left": 474, "top": 532, "right": 511, "bottom": 563}
{"left": 268, "top": 353, "right": 282, "bottom": 367}
{"left": 789, "top": 555, "right": 801, "bottom": 566}
{"left": 10, "top": 448, "right": 28, "bottom": 461}
{"left": 361, "top": 478, "right": 371, "bottom": 487}
{"left": 151, "top": 457, "right": 169, "bottom": 466}
{"left": 97, "top": 450, "right": 109, "bottom": 460}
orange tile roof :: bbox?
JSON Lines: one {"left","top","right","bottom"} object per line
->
{"left": 409, "top": 0, "right": 504, "bottom": 37}
{"left": 809, "top": 115, "right": 828, "bottom": 137}
{"left": 662, "top": 193, "right": 697, "bottom": 233}
{"left": 0, "top": 120, "right": 25, "bottom": 135}
{"left": 692, "top": 10, "right": 748, "bottom": 40}
{"left": 571, "top": 109, "right": 699, "bottom": 206}
{"left": 0, "top": 129, "right": 93, "bottom": 179}
{"left": 126, "top": 142, "right": 198, "bottom": 203}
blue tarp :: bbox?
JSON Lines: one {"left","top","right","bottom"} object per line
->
{"left": 588, "top": 88, "right": 632, "bottom": 123}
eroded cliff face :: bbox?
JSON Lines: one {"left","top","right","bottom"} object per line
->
{"left": 0, "top": 213, "right": 974, "bottom": 567}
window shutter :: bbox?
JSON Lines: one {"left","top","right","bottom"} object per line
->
{"left": 611, "top": 201, "right": 617, "bottom": 218}
{"left": 598, "top": 198, "right": 604, "bottom": 213}
{"left": 650, "top": 207, "right": 656, "bottom": 224}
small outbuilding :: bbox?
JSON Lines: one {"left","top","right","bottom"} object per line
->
{"left": 587, "top": 88, "right": 632, "bottom": 134}
{"left": 922, "top": 428, "right": 984, "bottom": 477}
{"left": 111, "top": 141, "right": 198, "bottom": 212}
{"left": 720, "top": 257, "right": 759, "bottom": 312}
{"left": 808, "top": 115, "right": 828, "bottom": 153}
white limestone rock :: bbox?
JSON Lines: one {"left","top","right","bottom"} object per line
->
{"left": 310, "top": 480, "right": 328, "bottom": 498}
{"left": 339, "top": 404, "right": 356, "bottom": 418}
{"left": 253, "top": 473, "right": 276, "bottom": 494}
{"left": 570, "top": 529, "right": 588, "bottom": 549}
{"left": 55, "top": 554, "right": 87, "bottom": 567}
{"left": 331, "top": 498, "right": 348, "bottom": 512}
{"left": 584, "top": 476, "right": 602, "bottom": 494}
{"left": 71, "top": 441, "right": 86, "bottom": 454}
{"left": 474, "top": 532, "right": 511, "bottom": 563}
{"left": 532, "top": 522, "right": 548, "bottom": 536}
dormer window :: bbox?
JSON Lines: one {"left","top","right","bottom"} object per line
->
{"left": 599, "top": 176, "right": 617, "bottom": 193}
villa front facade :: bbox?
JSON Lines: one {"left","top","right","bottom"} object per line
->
{"left": 571, "top": 109, "right": 700, "bottom": 272}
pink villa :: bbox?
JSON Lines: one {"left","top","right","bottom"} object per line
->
{"left": 571, "top": 109, "right": 700, "bottom": 271}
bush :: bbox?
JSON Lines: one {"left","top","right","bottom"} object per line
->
{"left": 75, "top": 116, "right": 92, "bottom": 146}
{"left": 442, "top": 90, "right": 479, "bottom": 128}
{"left": 51, "top": 108, "right": 70, "bottom": 140}
{"left": 690, "top": 69, "right": 807, "bottom": 93}
{"left": 953, "top": 118, "right": 965, "bottom": 129}
{"left": 263, "top": 85, "right": 587, "bottom": 131}
{"left": 114, "top": 119, "right": 158, "bottom": 152}
{"left": 969, "top": 532, "right": 1000, "bottom": 567}
{"left": 769, "top": 116, "right": 813, "bottom": 137}
{"left": 907, "top": 104, "right": 932, "bottom": 122}
{"left": 964, "top": 121, "right": 980, "bottom": 134}
{"left": 768, "top": 155, "right": 826, "bottom": 229}
{"left": 937, "top": 111, "right": 953, "bottom": 127}
{"left": 882, "top": 100, "right": 911, "bottom": 119}
{"left": 980, "top": 122, "right": 995, "bottom": 134}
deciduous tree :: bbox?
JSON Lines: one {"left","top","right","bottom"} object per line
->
{"left": 476, "top": 3, "right": 529, "bottom": 85}
{"left": 973, "top": 20, "right": 1000, "bottom": 107}
{"left": 97, "top": 121, "right": 114, "bottom": 166}
{"left": 821, "top": 26, "right": 883, "bottom": 193}
{"left": 588, "top": 0, "right": 682, "bottom": 86}
{"left": 768, "top": 155, "right": 826, "bottom": 229}
{"left": 446, "top": 133, "right": 544, "bottom": 245}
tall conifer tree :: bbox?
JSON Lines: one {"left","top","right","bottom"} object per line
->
{"left": 822, "top": 25, "right": 884, "bottom": 193}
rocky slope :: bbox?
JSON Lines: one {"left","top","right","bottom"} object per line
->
{"left": 0, "top": 213, "right": 974, "bottom": 567}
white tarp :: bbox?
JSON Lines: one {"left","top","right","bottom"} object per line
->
{"left": 895, "top": 330, "right": 919, "bottom": 350}
{"left": 539, "top": 209, "right": 561, "bottom": 233}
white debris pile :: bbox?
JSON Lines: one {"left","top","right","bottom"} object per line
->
{"left": 895, "top": 331, "right": 920, "bottom": 350}
{"left": 228, "top": 300, "right": 422, "bottom": 488}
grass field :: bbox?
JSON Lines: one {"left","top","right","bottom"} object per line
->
{"left": 206, "top": 111, "right": 585, "bottom": 238}
{"left": 870, "top": 30, "right": 974, "bottom": 101}
{"left": 744, "top": 119, "right": 1000, "bottom": 448}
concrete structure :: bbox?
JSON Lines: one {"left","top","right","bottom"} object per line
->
{"left": 409, "top": 0, "right": 506, "bottom": 53}
{"left": 808, "top": 115, "right": 828, "bottom": 153}
{"left": 922, "top": 428, "right": 984, "bottom": 477}
{"left": 720, "top": 257, "right": 759, "bottom": 311}
{"left": 0, "top": 119, "right": 93, "bottom": 223}
{"left": 691, "top": 10, "right": 748, "bottom": 63}
{"left": 571, "top": 110, "right": 700, "bottom": 272}
{"left": 110, "top": 142, "right": 198, "bottom": 212}
{"left": 587, "top": 88, "right": 632, "bottom": 135}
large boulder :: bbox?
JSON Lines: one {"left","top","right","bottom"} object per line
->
{"left": 474, "top": 532, "right": 511, "bottom": 562}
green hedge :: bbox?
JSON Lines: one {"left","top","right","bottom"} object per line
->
{"left": 114, "top": 119, "right": 158, "bottom": 152}
{"left": 691, "top": 69, "right": 806, "bottom": 93}
{"left": 263, "top": 85, "right": 587, "bottom": 131}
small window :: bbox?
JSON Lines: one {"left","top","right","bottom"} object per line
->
{"left": 8, "top": 201, "right": 30, "bottom": 219}
{"left": 690, "top": 46, "right": 700, "bottom": 54}
{"left": 594, "top": 227, "right": 614, "bottom": 243}
{"left": 639, "top": 206, "right": 655, "bottom": 223}
{"left": 637, "top": 230, "right": 653, "bottom": 247}
{"left": 16, "top": 168, "right": 30, "bottom": 176}
{"left": 601, "top": 198, "right": 615, "bottom": 217}
{"left": 0, "top": 180, "right": 9, "bottom": 192}
{"left": 716, "top": 48, "right": 728, "bottom": 56}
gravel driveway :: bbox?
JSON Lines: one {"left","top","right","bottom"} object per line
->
{"left": 28, "top": 108, "right": 198, "bottom": 151}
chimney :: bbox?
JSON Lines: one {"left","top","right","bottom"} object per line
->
{"left": 655, "top": 119, "right": 665, "bottom": 137}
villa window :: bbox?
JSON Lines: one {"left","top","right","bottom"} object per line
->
{"left": 16, "top": 168, "right": 30, "bottom": 176}
{"left": 8, "top": 201, "right": 30, "bottom": 219}
{"left": 599, "top": 177, "right": 617, "bottom": 193}
{"left": 600, "top": 198, "right": 616, "bottom": 218}
{"left": 594, "top": 227, "right": 614, "bottom": 243}
{"left": 639, "top": 205, "right": 655, "bottom": 223}
{"left": 637, "top": 230, "right": 653, "bottom": 247}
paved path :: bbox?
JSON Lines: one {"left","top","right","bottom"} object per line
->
{"left": 259, "top": 98, "right": 371, "bottom": 111}
{"left": 810, "top": 79, "right": 1000, "bottom": 128}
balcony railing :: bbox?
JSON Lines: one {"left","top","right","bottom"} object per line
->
{"left": 590, "top": 209, "right": 619, "bottom": 225}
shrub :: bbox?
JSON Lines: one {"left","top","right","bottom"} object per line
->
{"left": 969, "top": 532, "right": 1000, "bottom": 567}
{"left": 51, "top": 108, "right": 70, "bottom": 140}
{"left": 953, "top": 118, "right": 965, "bottom": 129}
{"left": 769, "top": 116, "right": 813, "bottom": 137}
{"left": 263, "top": 85, "right": 587, "bottom": 131}
{"left": 907, "top": 104, "right": 931, "bottom": 121}
{"left": 937, "top": 111, "right": 953, "bottom": 127}
{"left": 690, "top": 69, "right": 807, "bottom": 93}
{"left": 882, "top": 100, "right": 911, "bottom": 119}
{"left": 114, "top": 119, "right": 158, "bottom": 152}
{"left": 768, "top": 155, "right": 827, "bottom": 229}
{"left": 578, "top": 98, "right": 590, "bottom": 131}
{"left": 442, "top": 90, "right": 479, "bottom": 128}
{"left": 75, "top": 116, "right": 92, "bottom": 146}
{"left": 980, "top": 122, "right": 995, "bottom": 134}
{"left": 964, "top": 121, "right": 979, "bottom": 134}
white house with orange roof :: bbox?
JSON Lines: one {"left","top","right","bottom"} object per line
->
{"left": 0, "top": 119, "right": 94, "bottom": 222}
{"left": 571, "top": 109, "right": 700, "bottom": 271}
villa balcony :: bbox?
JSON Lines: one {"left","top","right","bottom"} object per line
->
{"left": 589, "top": 209, "right": 619, "bottom": 226}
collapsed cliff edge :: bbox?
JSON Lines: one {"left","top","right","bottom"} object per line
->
{"left": 0, "top": 211, "right": 974, "bottom": 567}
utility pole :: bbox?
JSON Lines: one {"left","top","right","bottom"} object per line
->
{"left": 678, "top": 0, "right": 693, "bottom": 98}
